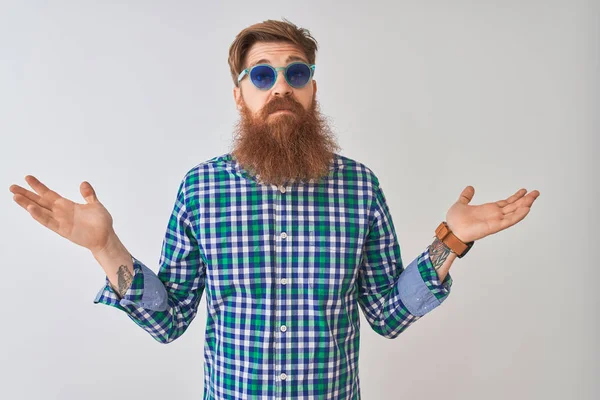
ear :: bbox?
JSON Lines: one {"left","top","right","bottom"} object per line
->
{"left": 312, "top": 79, "right": 317, "bottom": 95}
{"left": 233, "top": 86, "right": 243, "bottom": 110}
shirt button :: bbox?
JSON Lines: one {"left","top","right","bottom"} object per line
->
{"left": 280, "top": 373, "right": 287, "bottom": 380}
{"left": 278, "top": 185, "right": 286, "bottom": 193}
{"left": 280, "top": 232, "right": 287, "bottom": 239}
{"left": 280, "top": 278, "right": 288, "bottom": 285}
{"left": 280, "top": 325, "right": 287, "bottom": 332}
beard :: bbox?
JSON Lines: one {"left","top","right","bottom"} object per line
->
{"left": 231, "top": 93, "right": 341, "bottom": 187}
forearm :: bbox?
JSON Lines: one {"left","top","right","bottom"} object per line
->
{"left": 92, "top": 232, "right": 134, "bottom": 299}
{"left": 428, "top": 237, "right": 457, "bottom": 282}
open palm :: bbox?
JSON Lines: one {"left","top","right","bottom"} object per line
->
{"left": 9, "top": 175, "right": 114, "bottom": 254}
{"left": 446, "top": 186, "right": 541, "bottom": 243}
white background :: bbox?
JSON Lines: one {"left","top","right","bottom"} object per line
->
{"left": 1, "top": 1, "right": 597, "bottom": 399}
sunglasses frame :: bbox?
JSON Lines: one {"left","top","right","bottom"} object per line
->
{"left": 237, "top": 61, "right": 316, "bottom": 90}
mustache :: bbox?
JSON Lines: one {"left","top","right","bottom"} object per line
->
{"left": 261, "top": 97, "right": 305, "bottom": 116}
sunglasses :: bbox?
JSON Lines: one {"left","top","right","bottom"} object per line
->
{"left": 237, "top": 61, "right": 316, "bottom": 90}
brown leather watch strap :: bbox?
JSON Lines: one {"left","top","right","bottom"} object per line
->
{"left": 435, "top": 221, "right": 474, "bottom": 258}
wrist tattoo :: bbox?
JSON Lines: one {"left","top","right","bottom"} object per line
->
{"left": 117, "top": 265, "right": 133, "bottom": 297}
{"left": 429, "top": 237, "right": 452, "bottom": 271}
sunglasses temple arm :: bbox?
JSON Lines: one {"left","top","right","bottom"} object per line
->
{"left": 237, "top": 69, "right": 248, "bottom": 84}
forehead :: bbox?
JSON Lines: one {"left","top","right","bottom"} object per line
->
{"left": 244, "top": 41, "right": 308, "bottom": 68}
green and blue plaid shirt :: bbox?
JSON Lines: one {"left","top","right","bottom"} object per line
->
{"left": 94, "top": 152, "right": 453, "bottom": 399}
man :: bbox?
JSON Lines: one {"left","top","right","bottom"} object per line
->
{"left": 9, "top": 19, "right": 540, "bottom": 399}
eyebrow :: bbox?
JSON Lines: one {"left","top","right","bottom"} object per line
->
{"left": 247, "top": 55, "right": 308, "bottom": 69}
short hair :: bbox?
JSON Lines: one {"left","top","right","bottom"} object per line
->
{"left": 228, "top": 18, "right": 319, "bottom": 87}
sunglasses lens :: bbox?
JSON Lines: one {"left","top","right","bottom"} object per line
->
{"left": 250, "top": 65, "right": 275, "bottom": 89}
{"left": 286, "top": 63, "right": 312, "bottom": 88}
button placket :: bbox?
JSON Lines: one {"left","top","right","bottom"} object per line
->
{"left": 274, "top": 183, "right": 291, "bottom": 391}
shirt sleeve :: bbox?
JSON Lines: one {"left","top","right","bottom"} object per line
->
{"left": 396, "top": 245, "right": 453, "bottom": 317}
{"left": 93, "top": 177, "right": 207, "bottom": 344}
{"left": 356, "top": 183, "right": 453, "bottom": 339}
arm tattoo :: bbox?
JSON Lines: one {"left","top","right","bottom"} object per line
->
{"left": 428, "top": 237, "right": 452, "bottom": 271}
{"left": 116, "top": 264, "right": 133, "bottom": 298}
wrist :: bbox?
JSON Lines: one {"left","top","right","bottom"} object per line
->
{"left": 92, "top": 231, "right": 134, "bottom": 292}
{"left": 92, "top": 231, "right": 123, "bottom": 260}
{"left": 435, "top": 221, "right": 474, "bottom": 259}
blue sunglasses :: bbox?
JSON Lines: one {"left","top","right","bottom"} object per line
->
{"left": 237, "top": 61, "right": 316, "bottom": 90}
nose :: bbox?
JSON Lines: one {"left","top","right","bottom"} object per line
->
{"left": 272, "top": 70, "right": 292, "bottom": 97}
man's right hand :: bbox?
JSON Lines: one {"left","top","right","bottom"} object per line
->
{"left": 9, "top": 175, "right": 115, "bottom": 255}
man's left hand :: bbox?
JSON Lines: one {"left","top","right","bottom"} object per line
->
{"left": 446, "top": 186, "right": 541, "bottom": 243}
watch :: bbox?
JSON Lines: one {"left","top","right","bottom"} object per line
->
{"left": 435, "top": 221, "right": 474, "bottom": 258}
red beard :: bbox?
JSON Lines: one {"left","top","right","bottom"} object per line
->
{"left": 231, "top": 94, "right": 340, "bottom": 186}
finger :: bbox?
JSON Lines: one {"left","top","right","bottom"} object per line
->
{"left": 500, "top": 191, "right": 540, "bottom": 214}
{"left": 458, "top": 186, "right": 475, "bottom": 205}
{"left": 9, "top": 184, "right": 54, "bottom": 212}
{"left": 501, "top": 202, "right": 519, "bottom": 215}
{"left": 13, "top": 193, "right": 44, "bottom": 212}
{"left": 80, "top": 181, "right": 99, "bottom": 204}
{"left": 13, "top": 194, "right": 60, "bottom": 231}
{"left": 27, "top": 202, "right": 60, "bottom": 232}
{"left": 499, "top": 207, "right": 531, "bottom": 230}
{"left": 495, "top": 188, "right": 527, "bottom": 208}
{"left": 25, "top": 175, "right": 61, "bottom": 201}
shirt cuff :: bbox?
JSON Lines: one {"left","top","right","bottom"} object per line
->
{"left": 93, "top": 255, "right": 168, "bottom": 312}
{"left": 397, "top": 247, "right": 453, "bottom": 317}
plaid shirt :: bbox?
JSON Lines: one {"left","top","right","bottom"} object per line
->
{"left": 94, "top": 152, "right": 453, "bottom": 400}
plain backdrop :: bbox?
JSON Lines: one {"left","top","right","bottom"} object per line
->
{"left": 1, "top": 1, "right": 597, "bottom": 399}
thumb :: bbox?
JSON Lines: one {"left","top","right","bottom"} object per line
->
{"left": 458, "top": 185, "right": 475, "bottom": 205}
{"left": 80, "top": 181, "right": 99, "bottom": 204}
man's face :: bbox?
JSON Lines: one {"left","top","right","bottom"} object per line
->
{"left": 233, "top": 41, "right": 316, "bottom": 118}
{"left": 230, "top": 41, "right": 340, "bottom": 187}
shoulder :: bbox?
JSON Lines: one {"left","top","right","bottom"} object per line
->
{"left": 333, "top": 153, "right": 381, "bottom": 190}
{"left": 170, "top": 154, "right": 232, "bottom": 207}
{"left": 182, "top": 153, "right": 231, "bottom": 182}
{"left": 176, "top": 153, "right": 233, "bottom": 190}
